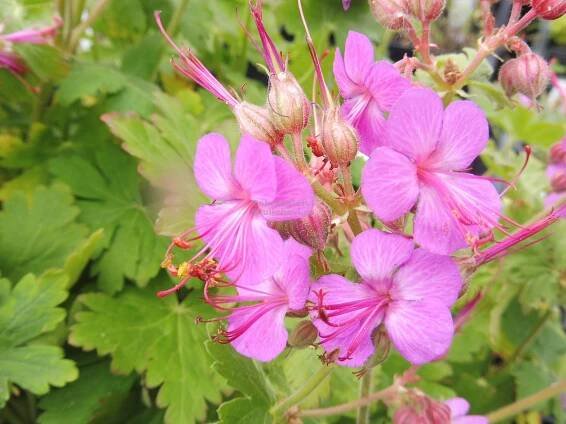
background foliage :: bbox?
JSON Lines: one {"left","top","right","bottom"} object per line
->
{"left": 0, "top": 0, "right": 564, "bottom": 423}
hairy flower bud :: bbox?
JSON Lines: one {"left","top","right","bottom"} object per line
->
{"left": 268, "top": 72, "right": 311, "bottom": 135}
{"left": 499, "top": 53, "right": 550, "bottom": 101}
{"left": 531, "top": 0, "right": 566, "bottom": 20}
{"left": 321, "top": 107, "right": 359, "bottom": 167}
{"left": 394, "top": 395, "right": 451, "bottom": 424}
{"left": 287, "top": 200, "right": 332, "bottom": 251}
{"left": 551, "top": 171, "right": 566, "bottom": 192}
{"left": 369, "top": 0, "right": 411, "bottom": 30}
{"left": 406, "top": 0, "right": 445, "bottom": 22}
{"left": 288, "top": 320, "right": 318, "bottom": 348}
{"left": 549, "top": 141, "right": 566, "bottom": 164}
{"left": 234, "top": 102, "right": 284, "bottom": 147}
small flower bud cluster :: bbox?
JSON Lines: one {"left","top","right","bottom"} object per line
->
{"left": 369, "top": 0, "right": 445, "bottom": 29}
{"left": 499, "top": 51, "right": 550, "bottom": 102}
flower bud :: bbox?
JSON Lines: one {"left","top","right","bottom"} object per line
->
{"left": 406, "top": 0, "right": 445, "bottom": 22}
{"left": 360, "top": 325, "right": 391, "bottom": 372}
{"left": 321, "top": 107, "right": 359, "bottom": 167}
{"left": 549, "top": 141, "right": 566, "bottom": 164}
{"left": 268, "top": 72, "right": 311, "bottom": 135}
{"left": 288, "top": 320, "right": 318, "bottom": 348}
{"left": 394, "top": 395, "right": 451, "bottom": 424}
{"left": 531, "top": 0, "right": 566, "bottom": 20}
{"left": 234, "top": 102, "right": 284, "bottom": 147}
{"left": 498, "top": 53, "right": 550, "bottom": 101}
{"left": 369, "top": 0, "right": 411, "bottom": 30}
{"left": 287, "top": 200, "right": 332, "bottom": 251}
{"left": 551, "top": 171, "right": 566, "bottom": 192}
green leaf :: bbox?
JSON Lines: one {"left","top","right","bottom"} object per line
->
{"left": 0, "top": 272, "right": 78, "bottom": 407}
{"left": 13, "top": 44, "right": 69, "bottom": 81}
{"left": 49, "top": 142, "right": 167, "bottom": 294}
{"left": 69, "top": 278, "right": 225, "bottom": 423}
{"left": 207, "top": 340, "right": 275, "bottom": 424}
{"left": 0, "top": 185, "right": 92, "bottom": 282}
{"left": 512, "top": 362, "right": 552, "bottom": 401}
{"left": 38, "top": 360, "right": 136, "bottom": 424}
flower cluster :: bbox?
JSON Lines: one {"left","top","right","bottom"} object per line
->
{"left": 154, "top": 0, "right": 561, "bottom": 419}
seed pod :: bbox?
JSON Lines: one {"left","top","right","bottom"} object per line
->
{"left": 321, "top": 107, "right": 359, "bottom": 167}
{"left": 288, "top": 320, "right": 318, "bottom": 348}
{"left": 234, "top": 101, "right": 284, "bottom": 147}
{"left": 287, "top": 200, "right": 332, "bottom": 251}
{"left": 268, "top": 72, "right": 310, "bottom": 135}
{"left": 406, "top": 0, "right": 446, "bottom": 22}
{"left": 369, "top": 0, "right": 411, "bottom": 30}
{"left": 531, "top": 0, "right": 566, "bottom": 20}
{"left": 499, "top": 53, "right": 550, "bottom": 101}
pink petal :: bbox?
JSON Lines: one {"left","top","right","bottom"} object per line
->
{"left": 545, "top": 193, "right": 566, "bottom": 216}
{"left": 196, "top": 202, "right": 284, "bottom": 284}
{"left": 385, "top": 299, "right": 454, "bottom": 365}
{"left": 362, "top": 147, "right": 420, "bottom": 222}
{"left": 0, "top": 51, "right": 26, "bottom": 74}
{"left": 344, "top": 32, "right": 374, "bottom": 85}
{"left": 427, "top": 101, "right": 489, "bottom": 171}
{"left": 384, "top": 88, "right": 443, "bottom": 162}
{"left": 229, "top": 304, "right": 289, "bottom": 361}
{"left": 194, "top": 133, "right": 237, "bottom": 200}
{"left": 234, "top": 135, "right": 277, "bottom": 203}
{"left": 333, "top": 49, "right": 358, "bottom": 96}
{"left": 392, "top": 249, "right": 462, "bottom": 307}
{"left": 351, "top": 229, "right": 414, "bottom": 283}
{"left": 310, "top": 275, "right": 379, "bottom": 367}
{"left": 345, "top": 98, "right": 387, "bottom": 155}
{"left": 445, "top": 398, "right": 470, "bottom": 418}
{"left": 454, "top": 416, "right": 489, "bottom": 424}
{"left": 283, "top": 237, "right": 313, "bottom": 261}
{"left": 260, "top": 157, "right": 314, "bottom": 221}
{"left": 280, "top": 254, "right": 311, "bottom": 311}
{"left": 413, "top": 184, "right": 468, "bottom": 255}
{"left": 366, "top": 61, "right": 412, "bottom": 112}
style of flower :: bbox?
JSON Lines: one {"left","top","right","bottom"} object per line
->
{"left": 362, "top": 87, "right": 503, "bottom": 255}
{"left": 189, "top": 132, "right": 314, "bottom": 285}
{"left": 444, "top": 397, "right": 488, "bottom": 424}
{"left": 310, "top": 229, "right": 462, "bottom": 367}
{"left": 207, "top": 238, "right": 312, "bottom": 362}
{"left": 0, "top": 17, "right": 62, "bottom": 75}
{"left": 334, "top": 31, "right": 411, "bottom": 154}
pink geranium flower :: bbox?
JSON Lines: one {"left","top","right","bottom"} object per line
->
{"left": 334, "top": 31, "right": 411, "bottom": 154}
{"left": 207, "top": 238, "right": 312, "bottom": 361}
{"left": 310, "top": 229, "right": 462, "bottom": 367}
{"left": 444, "top": 398, "right": 488, "bottom": 424}
{"left": 342, "top": 0, "right": 352, "bottom": 9}
{"left": 545, "top": 138, "right": 566, "bottom": 216}
{"left": 191, "top": 133, "right": 314, "bottom": 284}
{"left": 362, "top": 88, "right": 502, "bottom": 254}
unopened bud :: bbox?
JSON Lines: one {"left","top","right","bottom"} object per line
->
{"left": 268, "top": 72, "right": 310, "bottom": 135}
{"left": 406, "top": 0, "right": 445, "bottom": 22}
{"left": 499, "top": 53, "right": 550, "bottom": 101}
{"left": 288, "top": 320, "right": 318, "bottom": 348}
{"left": 234, "top": 102, "right": 284, "bottom": 147}
{"left": 394, "top": 395, "right": 451, "bottom": 424}
{"left": 551, "top": 171, "right": 566, "bottom": 192}
{"left": 532, "top": 0, "right": 566, "bottom": 20}
{"left": 369, "top": 0, "right": 411, "bottom": 30}
{"left": 321, "top": 107, "right": 359, "bottom": 167}
{"left": 287, "top": 200, "right": 332, "bottom": 251}
{"left": 367, "top": 325, "right": 391, "bottom": 367}
{"left": 549, "top": 141, "right": 566, "bottom": 164}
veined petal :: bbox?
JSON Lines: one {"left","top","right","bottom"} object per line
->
{"left": 260, "top": 157, "right": 314, "bottom": 221}
{"left": 344, "top": 31, "right": 374, "bottom": 85}
{"left": 333, "top": 49, "right": 359, "bottom": 97}
{"left": 392, "top": 249, "right": 462, "bottom": 307}
{"left": 194, "top": 133, "right": 237, "bottom": 200}
{"left": 196, "top": 202, "right": 284, "bottom": 284}
{"left": 384, "top": 88, "right": 443, "bottom": 162}
{"left": 365, "top": 61, "right": 411, "bottom": 112}
{"left": 427, "top": 100, "right": 489, "bottom": 171}
{"left": 346, "top": 99, "right": 387, "bottom": 155}
{"left": 385, "top": 299, "right": 454, "bottom": 365}
{"left": 229, "top": 304, "right": 288, "bottom": 362}
{"left": 284, "top": 237, "right": 313, "bottom": 261}
{"left": 351, "top": 229, "right": 414, "bottom": 283}
{"left": 280, "top": 254, "right": 311, "bottom": 310}
{"left": 362, "top": 147, "right": 419, "bottom": 222}
{"left": 234, "top": 134, "right": 277, "bottom": 203}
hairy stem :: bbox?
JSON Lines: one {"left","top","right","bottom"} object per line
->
{"left": 356, "top": 371, "right": 372, "bottom": 424}
{"left": 270, "top": 365, "right": 335, "bottom": 418}
{"left": 292, "top": 132, "right": 309, "bottom": 171}
{"left": 311, "top": 180, "right": 346, "bottom": 215}
{"left": 486, "top": 380, "right": 566, "bottom": 423}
